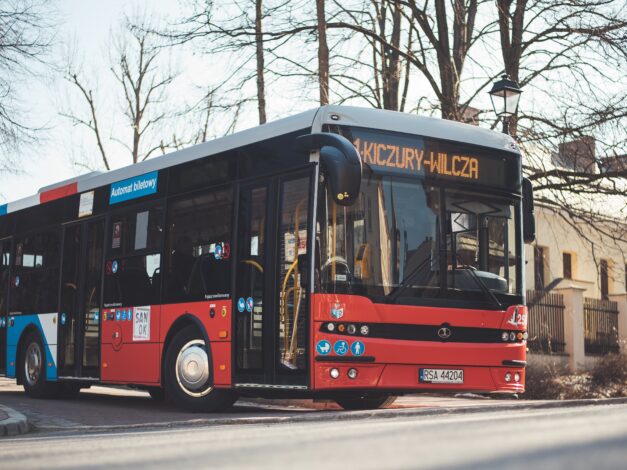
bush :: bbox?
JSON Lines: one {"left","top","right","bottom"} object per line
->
{"left": 591, "top": 354, "right": 627, "bottom": 387}
{"left": 523, "top": 361, "right": 563, "bottom": 400}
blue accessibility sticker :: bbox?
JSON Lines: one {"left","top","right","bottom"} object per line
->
{"left": 246, "top": 297, "right": 254, "bottom": 313}
{"left": 334, "top": 340, "right": 349, "bottom": 356}
{"left": 121, "top": 310, "right": 127, "bottom": 321}
{"left": 351, "top": 340, "right": 365, "bottom": 356}
{"left": 237, "top": 298, "right": 246, "bottom": 313}
{"left": 127, "top": 310, "right": 132, "bottom": 321}
{"left": 112, "top": 260, "right": 119, "bottom": 273}
{"left": 214, "top": 243, "right": 223, "bottom": 260}
{"left": 316, "top": 340, "right": 331, "bottom": 355}
{"left": 116, "top": 310, "right": 121, "bottom": 321}
{"left": 60, "top": 313, "right": 66, "bottom": 325}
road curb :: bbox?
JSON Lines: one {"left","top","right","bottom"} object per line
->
{"left": 31, "top": 396, "right": 627, "bottom": 435}
{"left": 0, "top": 405, "right": 30, "bottom": 437}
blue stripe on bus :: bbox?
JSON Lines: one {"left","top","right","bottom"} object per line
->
{"left": 6, "top": 313, "right": 58, "bottom": 381}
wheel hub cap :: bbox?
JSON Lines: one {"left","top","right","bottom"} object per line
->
{"left": 25, "top": 342, "right": 42, "bottom": 386}
{"left": 176, "top": 340, "right": 210, "bottom": 394}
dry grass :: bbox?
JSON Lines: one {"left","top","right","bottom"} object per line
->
{"left": 524, "top": 354, "right": 627, "bottom": 400}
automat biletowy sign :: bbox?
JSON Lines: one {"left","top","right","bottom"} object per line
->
{"left": 109, "top": 171, "right": 158, "bottom": 205}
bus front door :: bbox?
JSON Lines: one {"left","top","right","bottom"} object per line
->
{"left": 233, "top": 171, "right": 313, "bottom": 388}
{"left": 57, "top": 219, "right": 104, "bottom": 379}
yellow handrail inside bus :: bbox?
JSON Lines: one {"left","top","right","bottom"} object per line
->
{"left": 242, "top": 259, "right": 264, "bottom": 273}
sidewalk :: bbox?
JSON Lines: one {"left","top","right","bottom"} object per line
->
{"left": 0, "top": 404, "right": 29, "bottom": 437}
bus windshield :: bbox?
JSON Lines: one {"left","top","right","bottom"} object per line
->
{"left": 316, "top": 173, "right": 521, "bottom": 307}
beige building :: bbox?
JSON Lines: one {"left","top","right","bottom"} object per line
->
{"left": 523, "top": 139, "right": 627, "bottom": 371}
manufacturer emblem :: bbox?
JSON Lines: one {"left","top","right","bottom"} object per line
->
{"left": 437, "top": 327, "right": 452, "bottom": 339}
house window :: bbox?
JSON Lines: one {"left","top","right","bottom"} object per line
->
{"left": 534, "top": 246, "right": 546, "bottom": 291}
{"left": 600, "top": 259, "right": 609, "bottom": 300}
{"left": 563, "top": 253, "right": 572, "bottom": 279}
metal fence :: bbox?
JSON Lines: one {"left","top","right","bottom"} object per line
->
{"left": 526, "top": 290, "right": 566, "bottom": 354}
{"left": 584, "top": 297, "right": 620, "bottom": 355}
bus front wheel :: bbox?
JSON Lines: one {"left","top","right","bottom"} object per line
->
{"left": 335, "top": 395, "right": 397, "bottom": 410}
{"left": 164, "top": 325, "right": 236, "bottom": 412}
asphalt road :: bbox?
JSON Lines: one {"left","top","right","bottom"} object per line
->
{"left": 1, "top": 403, "right": 626, "bottom": 469}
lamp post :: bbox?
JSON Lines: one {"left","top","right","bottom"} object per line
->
{"left": 488, "top": 74, "right": 522, "bottom": 135}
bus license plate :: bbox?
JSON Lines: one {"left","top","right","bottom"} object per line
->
{"left": 419, "top": 368, "right": 464, "bottom": 384}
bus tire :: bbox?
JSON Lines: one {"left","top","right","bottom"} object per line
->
{"left": 19, "top": 331, "right": 60, "bottom": 399}
{"left": 146, "top": 386, "right": 166, "bottom": 402}
{"left": 335, "top": 395, "right": 397, "bottom": 410}
{"left": 164, "top": 325, "right": 236, "bottom": 412}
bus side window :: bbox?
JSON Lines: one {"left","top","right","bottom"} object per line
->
{"left": 165, "top": 188, "right": 233, "bottom": 303}
{"left": 10, "top": 231, "right": 60, "bottom": 315}
{"left": 103, "top": 206, "right": 163, "bottom": 308}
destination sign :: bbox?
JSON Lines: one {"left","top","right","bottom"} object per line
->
{"left": 354, "top": 138, "right": 480, "bottom": 180}
{"left": 337, "top": 127, "right": 517, "bottom": 189}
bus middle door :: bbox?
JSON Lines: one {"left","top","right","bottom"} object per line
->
{"left": 233, "top": 171, "right": 313, "bottom": 389}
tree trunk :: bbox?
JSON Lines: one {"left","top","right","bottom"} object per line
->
{"left": 255, "top": 0, "right": 267, "bottom": 124}
{"left": 316, "top": 0, "right": 330, "bottom": 105}
{"left": 381, "top": 0, "right": 402, "bottom": 111}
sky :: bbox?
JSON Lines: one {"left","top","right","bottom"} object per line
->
{"left": 1, "top": 0, "right": 255, "bottom": 202}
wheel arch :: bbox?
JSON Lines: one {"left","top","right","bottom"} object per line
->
{"left": 161, "top": 314, "right": 213, "bottom": 387}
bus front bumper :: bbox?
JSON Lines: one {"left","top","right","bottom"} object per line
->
{"left": 313, "top": 362, "right": 525, "bottom": 394}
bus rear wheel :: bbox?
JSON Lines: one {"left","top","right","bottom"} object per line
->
{"left": 335, "top": 395, "right": 397, "bottom": 410}
{"left": 19, "top": 331, "right": 60, "bottom": 399}
{"left": 164, "top": 325, "right": 236, "bottom": 412}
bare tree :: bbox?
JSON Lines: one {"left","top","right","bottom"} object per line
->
{"left": 0, "top": 0, "right": 52, "bottom": 168}
{"left": 63, "top": 14, "right": 178, "bottom": 168}
{"left": 162, "top": 0, "right": 293, "bottom": 126}
{"left": 255, "top": 0, "right": 268, "bottom": 122}
{"left": 316, "top": 0, "right": 330, "bottom": 105}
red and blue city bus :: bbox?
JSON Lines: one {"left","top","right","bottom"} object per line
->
{"left": 0, "top": 106, "right": 535, "bottom": 411}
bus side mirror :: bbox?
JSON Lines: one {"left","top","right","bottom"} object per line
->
{"left": 522, "top": 177, "right": 536, "bottom": 243}
{"left": 296, "top": 133, "right": 362, "bottom": 206}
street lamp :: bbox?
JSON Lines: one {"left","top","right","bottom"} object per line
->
{"left": 488, "top": 74, "right": 522, "bottom": 135}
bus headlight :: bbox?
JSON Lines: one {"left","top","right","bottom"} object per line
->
{"left": 327, "top": 323, "right": 335, "bottom": 332}
{"left": 347, "top": 324, "right": 356, "bottom": 335}
{"left": 514, "top": 372, "right": 521, "bottom": 382}
{"left": 360, "top": 325, "right": 369, "bottom": 336}
{"left": 501, "top": 332, "right": 509, "bottom": 342}
{"left": 504, "top": 372, "right": 512, "bottom": 382}
{"left": 347, "top": 368, "right": 358, "bottom": 379}
{"left": 330, "top": 368, "right": 340, "bottom": 379}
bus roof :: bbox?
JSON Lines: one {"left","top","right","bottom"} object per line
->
{"left": 2, "top": 105, "right": 519, "bottom": 215}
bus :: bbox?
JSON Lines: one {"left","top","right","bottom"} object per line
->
{"left": 0, "top": 106, "right": 535, "bottom": 411}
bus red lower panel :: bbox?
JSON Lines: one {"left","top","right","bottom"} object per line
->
{"left": 101, "top": 301, "right": 232, "bottom": 387}
{"left": 102, "top": 343, "right": 160, "bottom": 384}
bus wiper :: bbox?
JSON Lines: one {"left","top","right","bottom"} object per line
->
{"left": 457, "top": 265, "right": 503, "bottom": 310}
{"left": 386, "top": 257, "right": 432, "bottom": 303}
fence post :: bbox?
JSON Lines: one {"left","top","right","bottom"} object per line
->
{"left": 555, "top": 286, "right": 586, "bottom": 371}
{"left": 609, "top": 293, "right": 627, "bottom": 356}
